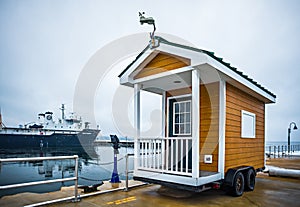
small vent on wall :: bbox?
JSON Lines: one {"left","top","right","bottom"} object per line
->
{"left": 204, "top": 155, "right": 213, "bottom": 164}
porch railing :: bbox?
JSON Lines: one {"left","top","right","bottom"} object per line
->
{"left": 137, "top": 137, "right": 193, "bottom": 176}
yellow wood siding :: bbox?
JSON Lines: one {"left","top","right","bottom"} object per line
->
{"left": 166, "top": 87, "right": 191, "bottom": 98}
{"left": 166, "top": 83, "right": 220, "bottom": 173}
{"left": 200, "top": 83, "right": 219, "bottom": 172}
{"left": 134, "top": 52, "right": 190, "bottom": 79}
{"left": 225, "top": 83, "right": 265, "bottom": 172}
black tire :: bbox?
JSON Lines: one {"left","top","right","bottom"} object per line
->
{"left": 230, "top": 172, "right": 245, "bottom": 197}
{"left": 245, "top": 168, "right": 256, "bottom": 191}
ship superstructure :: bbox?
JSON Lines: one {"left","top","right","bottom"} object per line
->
{"left": 0, "top": 104, "right": 100, "bottom": 148}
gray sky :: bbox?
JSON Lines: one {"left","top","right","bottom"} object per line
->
{"left": 0, "top": 0, "right": 300, "bottom": 142}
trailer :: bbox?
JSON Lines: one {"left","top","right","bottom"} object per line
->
{"left": 118, "top": 36, "right": 276, "bottom": 196}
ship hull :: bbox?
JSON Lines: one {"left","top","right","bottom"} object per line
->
{"left": 0, "top": 129, "right": 99, "bottom": 149}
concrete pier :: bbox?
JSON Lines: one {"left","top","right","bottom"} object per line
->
{"left": 1, "top": 157, "right": 300, "bottom": 207}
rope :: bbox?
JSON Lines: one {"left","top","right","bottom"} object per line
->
{"left": 85, "top": 156, "right": 125, "bottom": 166}
{"left": 79, "top": 172, "right": 128, "bottom": 182}
{"left": 78, "top": 155, "right": 130, "bottom": 182}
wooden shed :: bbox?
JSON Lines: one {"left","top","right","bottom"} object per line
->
{"left": 119, "top": 36, "right": 276, "bottom": 194}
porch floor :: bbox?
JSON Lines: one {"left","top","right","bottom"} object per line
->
{"left": 138, "top": 167, "right": 218, "bottom": 178}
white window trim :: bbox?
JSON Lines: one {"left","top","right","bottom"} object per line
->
{"left": 167, "top": 94, "right": 192, "bottom": 137}
{"left": 173, "top": 100, "right": 192, "bottom": 136}
{"left": 241, "top": 110, "right": 256, "bottom": 138}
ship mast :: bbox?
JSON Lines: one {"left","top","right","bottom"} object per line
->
{"left": 0, "top": 107, "right": 2, "bottom": 130}
{"left": 60, "top": 104, "right": 65, "bottom": 121}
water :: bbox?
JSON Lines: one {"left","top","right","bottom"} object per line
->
{"left": 0, "top": 144, "right": 134, "bottom": 197}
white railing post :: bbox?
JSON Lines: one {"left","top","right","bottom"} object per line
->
{"left": 171, "top": 138, "right": 174, "bottom": 172}
{"left": 175, "top": 139, "right": 178, "bottom": 172}
{"left": 186, "top": 139, "right": 189, "bottom": 173}
{"left": 161, "top": 138, "right": 165, "bottom": 170}
{"left": 165, "top": 137, "right": 170, "bottom": 171}
{"left": 180, "top": 139, "right": 183, "bottom": 172}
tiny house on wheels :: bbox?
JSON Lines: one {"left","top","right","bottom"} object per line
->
{"left": 119, "top": 36, "right": 276, "bottom": 196}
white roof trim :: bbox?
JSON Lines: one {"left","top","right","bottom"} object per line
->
{"left": 132, "top": 65, "right": 193, "bottom": 84}
{"left": 120, "top": 49, "right": 153, "bottom": 85}
{"left": 120, "top": 41, "right": 275, "bottom": 103}
{"left": 120, "top": 43, "right": 208, "bottom": 85}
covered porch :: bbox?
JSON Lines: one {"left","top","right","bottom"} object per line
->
{"left": 132, "top": 66, "right": 225, "bottom": 187}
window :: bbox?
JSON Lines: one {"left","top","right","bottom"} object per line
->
{"left": 173, "top": 100, "right": 191, "bottom": 135}
{"left": 241, "top": 110, "right": 256, "bottom": 138}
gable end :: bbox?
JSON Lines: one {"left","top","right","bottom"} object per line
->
{"left": 133, "top": 51, "right": 191, "bottom": 79}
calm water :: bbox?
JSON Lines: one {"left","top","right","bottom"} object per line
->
{"left": 0, "top": 144, "right": 134, "bottom": 197}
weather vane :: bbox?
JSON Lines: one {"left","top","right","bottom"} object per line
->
{"left": 139, "top": 12, "right": 159, "bottom": 48}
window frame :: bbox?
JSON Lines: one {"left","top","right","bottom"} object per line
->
{"left": 241, "top": 110, "right": 256, "bottom": 138}
{"left": 167, "top": 94, "right": 192, "bottom": 137}
{"left": 172, "top": 100, "right": 192, "bottom": 136}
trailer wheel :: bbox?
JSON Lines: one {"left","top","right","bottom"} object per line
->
{"left": 230, "top": 172, "right": 244, "bottom": 196}
{"left": 245, "top": 168, "right": 255, "bottom": 191}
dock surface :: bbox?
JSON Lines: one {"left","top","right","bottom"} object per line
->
{"left": 1, "top": 157, "right": 300, "bottom": 207}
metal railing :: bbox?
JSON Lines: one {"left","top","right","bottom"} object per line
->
{"left": 266, "top": 144, "right": 300, "bottom": 158}
{"left": 124, "top": 153, "right": 134, "bottom": 192}
{"left": 138, "top": 137, "right": 192, "bottom": 176}
{"left": 0, "top": 155, "right": 79, "bottom": 202}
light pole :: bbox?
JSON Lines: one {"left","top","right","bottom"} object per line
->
{"left": 288, "top": 122, "right": 298, "bottom": 153}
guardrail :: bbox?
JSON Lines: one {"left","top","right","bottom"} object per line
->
{"left": 124, "top": 153, "right": 134, "bottom": 192}
{"left": 0, "top": 153, "right": 142, "bottom": 206}
{"left": 266, "top": 144, "right": 300, "bottom": 158}
{"left": 0, "top": 155, "right": 79, "bottom": 203}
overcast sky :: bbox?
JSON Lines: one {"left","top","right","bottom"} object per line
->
{"left": 0, "top": 0, "right": 300, "bottom": 142}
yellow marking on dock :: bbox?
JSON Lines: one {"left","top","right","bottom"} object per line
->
{"left": 106, "top": 196, "right": 136, "bottom": 205}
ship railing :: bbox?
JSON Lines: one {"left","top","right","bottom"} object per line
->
{"left": 0, "top": 155, "right": 80, "bottom": 204}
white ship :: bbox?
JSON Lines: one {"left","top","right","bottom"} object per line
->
{"left": 0, "top": 104, "right": 100, "bottom": 149}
